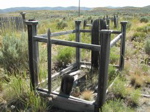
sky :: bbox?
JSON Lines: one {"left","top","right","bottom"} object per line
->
{"left": 0, "top": 0, "right": 150, "bottom": 9}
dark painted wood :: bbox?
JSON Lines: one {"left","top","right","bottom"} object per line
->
{"left": 119, "top": 21, "right": 128, "bottom": 70}
{"left": 91, "top": 19, "right": 100, "bottom": 69}
{"left": 47, "top": 29, "right": 52, "bottom": 93}
{"left": 25, "top": 20, "right": 39, "bottom": 90}
{"left": 95, "top": 30, "right": 111, "bottom": 112}
{"left": 75, "top": 21, "right": 81, "bottom": 69}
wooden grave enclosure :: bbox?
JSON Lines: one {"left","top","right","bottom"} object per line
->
{"left": 26, "top": 19, "right": 127, "bottom": 112}
{"left": 83, "top": 15, "right": 119, "bottom": 30}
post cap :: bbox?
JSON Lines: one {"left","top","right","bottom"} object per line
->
{"left": 25, "top": 20, "right": 38, "bottom": 25}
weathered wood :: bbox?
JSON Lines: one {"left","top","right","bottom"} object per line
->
{"left": 119, "top": 21, "right": 127, "bottom": 70}
{"left": 110, "top": 33, "right": 122, "bottom": 47}
{"left": 34, "top": 36, "right": 101, "bottom": 51}
{"left": 51, "top": 92, "right": 94, "bottom": 112}
{"left": 20, "top": 12, "right": 26, "bottom": 31}
{"left": 75, "top": 21, "right": 81, "bottom": 69}
{"left": 80, "top": 29, "right": 91, "bottom": 33}
{"left": 86, "top": 24, "right": 92, "bottom": 27}
{"left": 91, "top": 19, "right": 100, "bottom": 69}
{"left": 47, "top": 29, "right": 52, "bottom": 93}
{"left": 38, "top": 63, "right": 77, "bottom": 85}
{"left": 96, "top": 30, "right": 111, "bottom": 112}
{"left": 52, "top": 39, "right": 101, "bottom": 51}
{"left": 60, "top": 74, "right": 74, "bottom": 95}
{"left": 26, "top": 20, "right": 39, "bottom": 90}
{"left": 36, "top": 30, "right": 76, "bottom": 38}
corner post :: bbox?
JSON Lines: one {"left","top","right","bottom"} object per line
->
{"left": 119, "top": 21, "right": 127, "bottom": 70}
{"left": 26, "top": 20, "right": 39, "bottom": 90}
{"left": 95, "top": 30, "right": 111, "bottom": 112}
{"left": 75, "top": 20, "right": 81, "bottom": 69}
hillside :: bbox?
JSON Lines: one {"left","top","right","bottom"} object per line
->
{"left": 0, "top": 5, "right": 150, "bottom": 14}
{"left": 0, "top": 6, "right": 91, "bottom": 13}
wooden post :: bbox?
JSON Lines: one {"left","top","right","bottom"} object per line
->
{"left": 119, "top": 21, "right": 127, "bottom": 70}
{"left": 114, "top": 15, "right": 117, "bottom": 28}
{"left": 47, "top": 29, "right": 52, "bottom": 93}
{"left": 20, "top": 12, "right": 26, "bottom": 31}
{"left": 75, "top": 20, "right": 81, "bottom": 69}
{"left": 95, "top": 30, "right": 111, "bottom": 112}
{"left": 26, "top": 20, "right": 39, "bottom": 90}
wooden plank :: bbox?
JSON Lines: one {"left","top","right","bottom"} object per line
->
{"left": 38, "top": 63, "right": 77, "bottom": 85}
{"left": 110, "top": 33, "right": 122, "bottom": 47}
{"left": 80, "top": 29, "right": 91, "bottom": 33}
{"left": 37, "top": 90, "right": 95, "bottom": 112}
{"left": 86, "top": 24, "right": 92, "bottom": 27}
{"left": 51, "top": 39, "right": 101, "bottom": 51}
{"left": 111, "top": 30, "right": 121, "bottom": 34}
{"left": 33, "top": 37, "right": 101, "bottom": 51}
{"left": 51, "top": 92, "right": 94, "bottom": 112}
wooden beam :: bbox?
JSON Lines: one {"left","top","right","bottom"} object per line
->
{"left": 110, "top": 33, "right": 122, "bottom": 47}
{"left": 36, "top": 30, "right": 76, "bottom": 38}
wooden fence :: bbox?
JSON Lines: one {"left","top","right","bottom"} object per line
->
{"left": 26, "top": 19, "right": 127, "bottom": 112}
{"left": 0, "top": 12, "right": 26, "bottom": 32}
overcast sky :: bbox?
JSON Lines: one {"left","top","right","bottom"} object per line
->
{"left": 0, "top": 0, "right": 150, "bottom": 9}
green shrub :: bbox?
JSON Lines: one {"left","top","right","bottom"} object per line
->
{"left": 56, "top": 20, "right": 68, "bottom": 29}
{"left": 145, "top": 39, "right": 150, "bottom": 55}
{"left": 108, "top": 65, "right": 117, "bottom": 82}
{"left": 111, "top": 77, "right": 128, "bottom": 98}
{"left": 126, "top": 22, "right": 132, "bottom": 30}
{"left": 0, "top": 33, "right": 28, "bottom": 74}
{"left": 132, "top": 32, "right": 146, "bottom": 42}
{"left": 129, "top": 89, "right": 141, "bottom": 105}
{"left": 140, "top": 17, "right": 149, "bottom": 23}
{"left": 55, "top": 47, "right": 75, "bottom": 69}
{"left": 102, "top": 99, "right": 134, "bottom": 112}
{"left": 110, "top": 47, "right": 120, "bottom": 64}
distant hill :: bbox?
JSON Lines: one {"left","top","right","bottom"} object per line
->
{"left": 92, "top": 5, "right": 150, "bottom": 14}
{"left": 0, "top": 6, "right": 91, "bottom": 13}
{"left": 0, "top": 5, "right": 150, "bottom": 14}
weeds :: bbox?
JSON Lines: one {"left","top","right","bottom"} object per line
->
{"left": 55, "top": 47, "right": 75, "bottom": 70}
{"left": 0, "top": 33, "right": 28, "bottom": 74}
{"left": 102, "top": 99, "right": 134, "bottom": 112}
{"left": 145, "top": 39, "right": 150, "bottom": 55}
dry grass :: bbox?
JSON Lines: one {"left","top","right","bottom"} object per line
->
{"left": 80, "top": 90, "right": 94, "bottom": 101}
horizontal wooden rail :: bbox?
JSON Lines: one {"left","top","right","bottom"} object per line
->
{"left": 38, "top": 63, "right": 77, "bottom": 85}
{"left": 86, "top": 24, "right": 92, "bottom": 27}
{"left": 111, "top": 30, "right": 122, "bottom": 34}
{"left": 51, "top": 39, "right": 101, "bottom": 51}
{"left": 80, "top": 29, "right": 91, "bottom": 33}
{"left": 34, "top": 36, "right": 101, "bottom": 51}
{"left": 110, "top": 33, "right": 122, "bottom": 47}
{"left": 36, "top": 30, "right": 76, "bottom": 38}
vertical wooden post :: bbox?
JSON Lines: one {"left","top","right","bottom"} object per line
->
{"left": 26, "top": 20, "right": 39, "bottom": 90}
{"left": 20, "top": 12, "right": 26, "bottom": 31}
{"left": 75, "top": 20, "right": 81, "bottom": 69}
{"left": 47, "top": 29, "right": 52, "bottom": 93}
{"left": 95, "top": 30, "right": 111, "bottom": 112}
{"left": 119, "top": 21, "right": 127, "bottom": 70}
